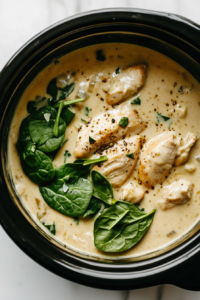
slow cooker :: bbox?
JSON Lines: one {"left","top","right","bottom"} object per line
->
{"left": 0, "top": 8, "right": 200, "bottom": 290}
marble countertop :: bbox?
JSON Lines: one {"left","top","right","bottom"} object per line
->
{"left": 0, "top": 0, "right": 200, "bottom": 299}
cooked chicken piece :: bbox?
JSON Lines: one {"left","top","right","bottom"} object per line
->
{"left": 121, "top": 182, "right": 144, "bottom": 203}
{"left": 75, "top": 107, "right": 144, "bottom": 158}
{"left": 92, "top": 136, "right": 142, "bottom": 187}
{"left": 174, "top": 132, "right": 197, "bottom": 166}
{"left": 158, "top": 179, "right": 193, "bottom": 210}
{"left": 106, "top": 64, "right": 146, "bottom": 105}
{"left": 138, "top": 132, "right": 178, "bottom": 188}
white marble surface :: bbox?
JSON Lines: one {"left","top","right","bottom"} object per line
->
{"left": 0, "top": 0, "right": 200, "bottom": 299}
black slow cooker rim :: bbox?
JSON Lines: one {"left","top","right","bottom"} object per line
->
{"left": 0, "top": 8, "right": 200, "bottom": 291}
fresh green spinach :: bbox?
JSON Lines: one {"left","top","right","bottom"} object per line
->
{"left": 91, "top": 170, "right": 116, "bottom": 205}
{"left": 52, "top": 98, "right": 85, "bottom": 109}
{"left": 94, "top": 201, "right": 156, "bottom": 252}
{"left": 21, "top": 150, "right": 55, "bottom": 185}
{"left": 83, "top": 156, "right": 108, "bottom": 166}
{"left": 83, "top": 196, "right": 103, "bottom": 218}
{"left": 47, "top": 78, "right": 58, "bottom": 102}
{"left": 61, "top": 108, "right": 75, "bottom": 126}
{"left": 53, "top": 102, "right": 64, "bottom": 137}
{"left": 39, "top": 176, "right": 93, "bottom": 217}
{"left": 27, "top": 97, "right": 48, "bottom": 114}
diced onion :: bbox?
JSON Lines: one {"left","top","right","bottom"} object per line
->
{"left": 44, "top": 113, "right": 51, "bottom": 122}
{"left": 57, "top": 74, "right": 70, "bottom": 88}
{"left": 77, "top": 88, "right": 89, "bottom": 100}
{"left": 184, "top": 164, "right": 196, "bottom": 173}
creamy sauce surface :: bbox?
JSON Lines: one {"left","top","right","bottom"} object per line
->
{"left": 8, "top": 43, "right": 200, "bottom": 259}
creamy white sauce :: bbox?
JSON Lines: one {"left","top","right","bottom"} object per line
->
{"left": 8, "top": 43, "right": 200, "bottom": 259}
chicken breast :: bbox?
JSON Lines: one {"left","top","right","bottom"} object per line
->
{"left": 174, "top": 132, "right": 197, "bottom": 166}
{"left": 106, "top": 64, "right": 147, "bottom": 105}
{"left": 121, "top": 182, "right": 144, "bottom": 203}
{"left": 138, "top": 132, "right": 178, "bottom": 188}
{"left": 158, "top": 179, "right": 193, "bottom": 210}
{"left": 92, "top": 136, "right": 142, "bottom": 187}
{"left": 74, "top": 107, "right": 144, "bottom": 158}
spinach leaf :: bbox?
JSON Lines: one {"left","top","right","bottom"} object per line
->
{"left": 156, "top": 112, "right": 170, "bottom": 123}
{"left": 27, "top": 97, "right": 48, "bottom": 114}
{"left": 83, "top": 156, "right": 108, "bottom": 166}
{"left": 41, "top": 221, "right": 56, "bottom": 235}
{"left": 85, "top": 107, "right": 90, "bottom": 116}
{"left": 89, "top": 136, "right": 96, "bottom": 144}
{"left": 126, "top": 153, "right": 134, "bottom": 158}
{"left": 91, "top": 170, "right": 115, "bottom": 205}
{"left": 61, "top": 107, "right": 75, "bottom": 126}
{"left": 21, "top": 150, "right": 55, "bottom": 185}
{"left": 94, "top": 201, "right": 156, "bottom": 252}
{"left": 20, "top": 106, "right": 66, "bottom": 153}
{"left": 47, "top": 78, "right": 58, "bottom": 101}
{"left": 64, "top": 150, "right": 71, "bottom": 163}
{"left": 115, "top": 67, "right": 120, "bottom": 74}
{"left": 39, "top": 177, "right": 93, "bottom": 217}
{"left": 96, "top": 49, "right": 106, "bottom": 61}
{"left": 83, "top": 196, "right": 102, "bottom": 218}
{"left": 54, "top": 162, "right": 91, "bottom": 183}
{"left": 131, "top": 97, "right": 141, "bottom": 105}
{"left": 47, "top": 139, "right": 68, "bottom": 161}
{"left": 61, "top": 82, "right": 75, "bottom": 96}
{"left": 119, "top": 117, "right": 129, "bottom": 128}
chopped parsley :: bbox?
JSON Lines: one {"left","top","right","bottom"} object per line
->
{"left": 126, "top": 153, "right": 134, "bottom": 159}
{"left": 64, "top": 150, "right": 71, "bottom": 163}
{"left": 178, "top": 86, "right": 183, "bottom": 93}
{"left": 73, "top": 217, "right": 79, "bottom": 225}
{"left": 81, "top": 118, "right": 87, "bottom": 123}
{"left": 156, "top": 112, "right": 170, "bottom": 123}
{"left": 85, "top": 107, "right": 90, "bottom": 116}
{"left": 41, "top": 222, "right": 56, "bottom": 235}
{"left": 119, "top": 117, "right": 129, "bottom": 128}
{"left": 89, "top": 136, "right": 96, "bottom": 144}
{"left": 131, "top": 97, "right": 141, "bottom": 105}
{"left": 115, "top": 67, "right": 120, "bottom": 74}
{"left": 96, "top": 49, "right": 106, "bottom": 61}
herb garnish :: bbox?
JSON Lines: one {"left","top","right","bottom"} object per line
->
{"left": 131, "top": 97, "right": 141, "bottom": 105}
{"left": 73, "top": 217, "right": 79, "bottom": 225}
{"left": 156, "top": 112, "right": 170, "bottom": 123}
{"left": 81, "top": 118, "right": 87, "bottom": 123}
{"left": 115, "top": 67, "right": 120, "bottom": 74}
{"left": 85, "top": 107, "right": 90, "bottom": 116}
{"left": 41, "top": 221, "right": 56, "bottom": 235}
{"left": 96, "top": 50, "right": 106, "bottom": 61}
{"left": 126, "top": 153, "right": 134, "bottom": 158}
{"left": 119, "top": 117, "right": 129, "bottom": 128}
{"left": 178, "top": 86, "right": 183, "bottom": 93}
{"left": 89, "top": 136, "right": 96, "bottom": 144}
{"left": 64, "top": 150, "right": 71, "bottom": 163}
